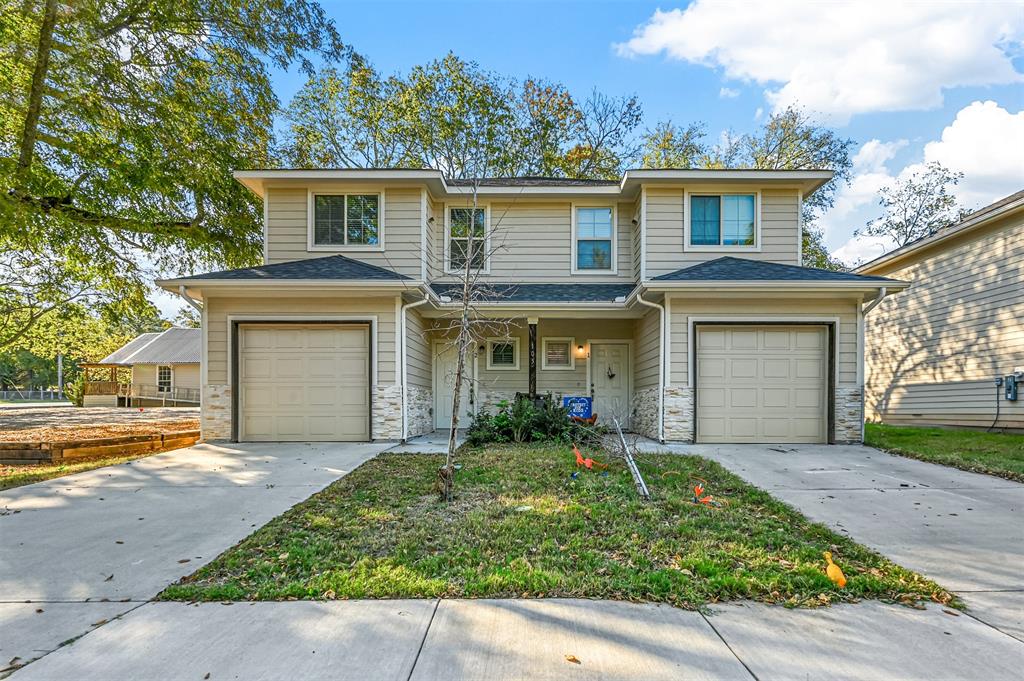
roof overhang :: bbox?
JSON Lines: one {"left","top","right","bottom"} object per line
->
{"left": 643, "top": 279, "right": 908, "bottom": 293}
{"left": 156, "top": 277, "right": 422, "bottom": 301}
{"left": 232, "top": 168, "right": 836, "bottom": 201}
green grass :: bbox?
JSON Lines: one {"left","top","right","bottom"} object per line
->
{"left": 1, "top": 452, "right": 158, "bottom": 490}
{"left": 161, "top": 445, "right": 953, "bottom": 609}
{"left": 866, "top": 423, "right": 1024, "bottom": 482}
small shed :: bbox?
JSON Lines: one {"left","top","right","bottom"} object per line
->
{"left": 83, "top": 327, "right": 201, "bottom": 407}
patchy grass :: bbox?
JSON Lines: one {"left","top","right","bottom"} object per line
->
{"left": 161, "top": 445, "right": 953, "bottom": 609}
{"left": 866, "top": 423, "right": 1024, "bottom": 482}
{"left": 1, "top": 452, "right": 159, "bottom": 490}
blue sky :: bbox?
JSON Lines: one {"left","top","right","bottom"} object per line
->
{"left": 155, "top": 0, "right": 1023, "bottom": 315}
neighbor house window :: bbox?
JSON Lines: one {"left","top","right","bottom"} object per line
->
{"left": 157, "top": 366, "right": 172, "bottom": 393}
{"left": 574, "top": 207, "right": 614, "bottom": 271}
{"left": 312, "top": 193, "right": 380, "bottom": 246}
{"left": 448, "top": 207, "right": 487, "bottom": 271}
{"left": 486, "top": 338, "right": 519, "bottom": 371}
{"left": 689, "top": 194, "right": 756, "bottom": 247}
{"left": 542, "top": 337, "right": 574, "bottom": 370}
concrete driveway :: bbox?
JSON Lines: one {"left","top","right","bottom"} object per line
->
{"left": 689, "top": 443, "right": 1024, "bottom": 642}
{"left": 0, "top": 440, "right": 389, "bottom": 672}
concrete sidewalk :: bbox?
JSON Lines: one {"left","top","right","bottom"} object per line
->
{"left": 8, "top": 598, "right": 1022, "bottom": 680}
{"left": 0, "top": 441, "right": 388, "bottom": 672}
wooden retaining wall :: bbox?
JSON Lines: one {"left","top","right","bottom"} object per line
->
{"left": 0, "top": 431, "right": 201, "bottom": 465}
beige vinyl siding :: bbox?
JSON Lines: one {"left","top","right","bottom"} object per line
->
{"left": 132, "top": 363, "right": 200, "bottom": 390}
{"left": 634, "top": 308, "right": 661, "bottom": 390}
{"left": 864, "top": 213, "right": 1024, "bottom": 428}
{"left": 204, "top": 295, "right": 399, "bottom": 387}
{"left": 644, "top": 187, "right": 801, "bottom": 278}
{"left": 405, "top": 306, "right": 431, "bottom": 390}
{"left": 431, "top": 200, "right": 636, "bottom": 282}
{"left": 263, "top": 187, "right": 424, "bottom": 279}
{"left": 425, "top": 197, "right": 442, "bottom": 281}
{"left": 667, "top": 297, "right": 860, "bottom": 388}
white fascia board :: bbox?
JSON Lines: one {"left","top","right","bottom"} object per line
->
{"left": 643, "top": 279, "right": 909, "bottom": 292}
{"left": 445, "top": 185, "right": 620, "bottom": 196}
{"left": 233, "top": 169, "right": 447, "bottom": 197}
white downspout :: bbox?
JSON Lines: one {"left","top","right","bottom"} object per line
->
{"left": 400, "top": 296, "right": 430, "bottom": 442}
{"left": 177, "top": 285, "right": 203, "bottom": 312}
{"left": 862, "top": 287, "right": 888, "bottom": 315}
{"left": 636, "top": 291, "right": 665, "bottom": 443}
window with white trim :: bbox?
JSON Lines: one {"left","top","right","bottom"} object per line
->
{"left": 486, "top": 338, "right": 519, "bottom": 371}
{"left": 541, "top": 337, "right": 574, "bottom": 370}
{"left": 312, "top": 193, "right": 380, "bottom": 246}
{"left": 448, "top": 207, "right": 487, "bottom": 271}
{"left": 157, "top": 366, "right": 173, "bottom": 393}
{"left": 574, "top": 207, "right": 614, "bottom": 270}
{"left": 689, "top": 194, "right": 756, "bottom": 246}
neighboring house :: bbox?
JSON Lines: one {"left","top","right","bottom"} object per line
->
{"left": 82, "top": 327, "right": 201, "bottom": 407}
{"left": 857, "top": 190, "right": 1024, "bottom": 431}
{"left": 157, "top": 169, "right": 904, "bottom": 444}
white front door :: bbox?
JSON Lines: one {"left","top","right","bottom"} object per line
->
{"left": 434, "top": 342, "right": 473, "bottom": 429}
{"left": 590, "top": 342, "right": 630, "bottom": 429}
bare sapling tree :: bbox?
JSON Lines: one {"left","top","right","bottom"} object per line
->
{"left": 433, "top": 178, "right": 517, "bottom": 501}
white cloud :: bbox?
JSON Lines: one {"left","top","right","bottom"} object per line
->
{"left": 719, "top": 87, "right": 740, "bottom": 99}
{"left": 921, "top": 100, "right": 1024, "bottom": 208}
{"left": 852, "top": 139, "right": 908, "bottom": 174}
{"left": 833, "top": 234, "right": 897, "bottom": 267}
{"left": 615, "top": 2, "right": 1023, "bottom": 122}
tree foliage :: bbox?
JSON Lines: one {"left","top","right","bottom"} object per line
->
{"left": 0, "top": 0, "right": 348, "bottom": 349}
{"left": 857, "top": 162, "right": 964, "bottom": 248}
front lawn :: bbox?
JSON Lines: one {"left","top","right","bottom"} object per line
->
{"left": 866, "top": 423, "right": 1024, "bottom": 482}
{"left": 162, "top": 445, "right": 952, "bottom": 608}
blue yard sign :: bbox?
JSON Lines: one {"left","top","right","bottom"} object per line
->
{"left": 562, "top": 396, "right": 593, "bottom": 419}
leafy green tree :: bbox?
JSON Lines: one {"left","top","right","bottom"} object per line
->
{"left": 639, "top": 121, "right": 707, "bottom": 169}
{"left": 0, "top": 0, "right": 348, "bottom": 348}
{"left": 856, "top": 162, "right": 964, "bottom": 248}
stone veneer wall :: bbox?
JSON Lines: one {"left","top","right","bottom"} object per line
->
{"left": 631, "top": 386, "right": 660, "bottom": 441}
{"left": 663, "top": 386, "right": 695, "bottom": 442}
{"left": 834, "top": 386, "right": 864, "bottom": 444}
{"left": 202, "top": 384, "right": 232, "bottom": 441}
{"left": 372, "top": 384, "right": 403, "bottom": 440}
{"left": 406, "top": 385, "right": 433, "bottom": 438}
{"left": 477, "top": 389, "right": 517, "bottom": 415}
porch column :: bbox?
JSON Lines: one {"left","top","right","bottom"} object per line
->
{"left": 528, "top": 317, "right": 538, "bottom": 398}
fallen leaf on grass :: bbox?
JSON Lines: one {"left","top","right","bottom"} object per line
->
{"left": 565, "top": 655, "right": 581, "bottom": 665}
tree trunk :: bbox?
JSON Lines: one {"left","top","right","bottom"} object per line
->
{"left": 18, "top": 0, "right": 59, "bottom": 172}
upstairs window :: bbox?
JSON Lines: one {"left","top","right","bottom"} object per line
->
{"left": 448, "top": 207, "right": 487, "bottom": 272}
{"left": 157, "top": 366, "right": 173, "bottom": 393}
{"left": 689, "top": 194, "right": 756, "bottom": 247}
{"left": 574, "top": 207, "right": 615, "bottom": 272}
{"left": 312, "top": 193, "right": 380, "bottom": 247}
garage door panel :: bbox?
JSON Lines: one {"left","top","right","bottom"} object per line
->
{"left": 697, "top": 326, "right": 827, "bottom": 444}
{"left": 239, "top": 324, "right": 370, "bottom": 442}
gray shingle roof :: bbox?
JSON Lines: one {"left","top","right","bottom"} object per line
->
{"left": 177, "top": 254, "right": 410, "bottom": 281}
{"left": 99, "top": 328, "right": 201, "bottom": 365}
{"left": 446, "top": 177, "right": 619, "bottom": 187}
{"left": 652, "top": 257, "right": 899, "bottom": 283}
{"left": 430, "top": 283, "right": 635, "bottom": 303}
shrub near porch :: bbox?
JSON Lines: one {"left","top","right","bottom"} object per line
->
{"left": 162, "top": 446, "right": 952, "bottom": 608}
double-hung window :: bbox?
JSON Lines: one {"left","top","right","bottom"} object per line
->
{"left": 448, "top": 207, "right": 487, "bottom": 271}
{"left": 311, "top": 193, "right": 380, "bottom": 247}
{"left": 157, "top": 366, "right": 172, "bottom": 393}
{"left": 689, "top": 194, "right": 757, "bottom": 247}
{"left": 574, "top": 207, "right": 614, "bottom": 271}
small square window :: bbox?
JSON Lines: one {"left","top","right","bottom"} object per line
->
{"left": 312, "top": 193, "right": 380, "bottom": 247}
{"left": 542, "top": 338, "right": 575, "bottom": 370}
{"left": 689, "top": 194, "right": 756, "bottom": 247}
{"left": 486, "top": 338, "right": 519, "bottom": 371}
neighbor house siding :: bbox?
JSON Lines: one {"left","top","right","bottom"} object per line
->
{"left": 431, "top": 200, "right": 636, "bottom": 282}
{"left": 864, "top": 213, "right": 1024, "bottom": 429}
{"left": 644, "top": 187, "right": 801, "bottom": 279}
{"left": 263, "top": 186, "right": 424, "bottom": 278}
{"left": 132, "top": 363, "right": 200, "bottom": 390}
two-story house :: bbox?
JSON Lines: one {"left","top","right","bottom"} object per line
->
{"left": 158, "top": 169, "right": 905, "bottom": 445}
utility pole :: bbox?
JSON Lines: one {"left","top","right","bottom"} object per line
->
{"left": 57, "top": 353, "right": 63, "bottom": 399}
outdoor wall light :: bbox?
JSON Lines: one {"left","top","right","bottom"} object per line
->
{"left": 576, "top": 344, "right": 586, "bottom": 356}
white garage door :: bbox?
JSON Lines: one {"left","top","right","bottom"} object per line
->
{"left": 696, "top": 325, "right": 827, "bottom": 444}
{"left": 238, "top": 324, "right": 370, "bottom": 442}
